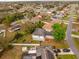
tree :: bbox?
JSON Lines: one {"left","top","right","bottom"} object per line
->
{"left": 3, "top": 15, "right": 15, "bottom": 26}
{"left": 14, "top": 32, "right": 24, "bottom": 40}
{"left": 3, "top": 13, "right": 24, "bottom": 26}
{"left": 52, "top": 23, "right": 65, "bottom": 41}
{"left": 26, "top": 9, "right": 36, "bottom": 20}
{"left": 42, "top": 15, "right": 51, "bottom": 21}
{"left": 35, "top": 21, "right": 44, "bottom": 28}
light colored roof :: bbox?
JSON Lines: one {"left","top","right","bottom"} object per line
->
{"left": 31, "top": 15, "right": 42, "bottom": 23}
{"left": 42, "top": 22, "right": 52, "bottom": 32}
{"left": 42, "top": 18, "right": 60, "bottom": 32}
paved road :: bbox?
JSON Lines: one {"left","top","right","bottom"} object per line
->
{"left": 66, "top": 17, "right": 79, "bottom": 59}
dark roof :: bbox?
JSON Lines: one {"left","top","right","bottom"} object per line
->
{"left": 23, "top": 55, "right": 32, "bottom": 59}
{"left": 36, "top": 46, "right": 54, "bottom": 59}
{"left": 46, "top": 50, "right": 54, "bottom": 59}
{"left": 22, "top": 53, "right": 36, "bottom": 59}
{"left": 32, "top": 28, "right": 45, "bottom": 36}
{"left": 45, "top": 31, "right": 52, "bottom": 36}
{"left": 22, "top": 46, "right": 54, "bottom": 59}
{"left": 32, "top": 28, "right": 52, "bottom": 36}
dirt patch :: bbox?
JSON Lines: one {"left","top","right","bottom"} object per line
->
{"left": 0, "top": 46, "right": 22, "bottom": 59}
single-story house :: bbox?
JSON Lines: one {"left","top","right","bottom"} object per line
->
{"left": 32, "top": 28, "right": 45, "bottom": 41}
{"left": 42, "top": 22, "right": 52, "bottom": 32}
{"left": 8, "top": 24, "right": 21, "bottom": 32}
{"left": 31, "top": 15, "right": 42, "bottom": 23}
{"left": 32, "top": 28, "right": 53, "bottom": 41}
{"left": 42, "top": 17, "right": 60, "bottom": 32}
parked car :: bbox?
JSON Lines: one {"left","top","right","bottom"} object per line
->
{"left": 53, "top": 49, "right": 61, "bottom": 53}
{"left": 63, "top": 48, "right": 70, "bottom": 52}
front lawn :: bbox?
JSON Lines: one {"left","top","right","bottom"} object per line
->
{"left": 72, "top": 32, "right": 79, "bottom": 35}
{"left": 41, "top": 39, "right": 69, "bottom": 48}
{"left": 73, "top": 38, "right": 79, "bottom": 51}
{"left": 58, "top": 55, "right": 77, "bottom": 59}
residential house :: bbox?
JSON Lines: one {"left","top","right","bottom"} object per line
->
{"left": 22, "top": 46, "right": 55, "bottom": 59}
{"left": 8, "top": 24, "right": 21, "bottom": 32}
{"left": 32, "top": 28, "right": 53, "bottom": 41}
{"left": 31, "top": 15, "right": 42, "bottom": 23}
{"left": 42, "top": 22, "right": 52, "bottom": 32}
{"left": 32, "top": 28, "right": 45, "bottom": 41}
{"left": 43, "top": 17, "right": 60, "bottom": 32}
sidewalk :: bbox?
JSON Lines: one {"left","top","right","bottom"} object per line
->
{"left": 71, "top": 34, "right": 79, "bottom": 38}
{"left": 10, "top": 43, "right": 40, "bottom": 46}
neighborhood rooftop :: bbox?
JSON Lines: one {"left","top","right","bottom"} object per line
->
{"left": 32, "top": 28, "right": 45, "bottom": 36}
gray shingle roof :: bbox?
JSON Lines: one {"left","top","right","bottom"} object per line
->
{"left": 22, "top": 54, "right": 36, "bottom": 59}
{"left": 32, "top": 28, "right": 45, "bottom": 36}
{"left": 32, "top": 28, "right": 52, "bottom": 36}
{"left": 22, "top": 46, "right": 54, "bottom": 59}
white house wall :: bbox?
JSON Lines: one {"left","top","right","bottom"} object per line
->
{"left": 45, "top": 35, "right": 54, "bottom": 39}
{"left": 32, "top": 35, "right": 45, "bottom": 41}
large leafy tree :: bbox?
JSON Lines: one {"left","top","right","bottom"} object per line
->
{"left": 3, "top": 13, "right": 24, "bottom": 26}
{"left": 52, "top": 23, "right": 65, "bottom": 41}
{"left": 26, "top": 9, "right": 36, "bottom": 20}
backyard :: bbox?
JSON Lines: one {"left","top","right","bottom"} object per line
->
{"left": 41, "top": 39, "right": 69, "bottom": 48}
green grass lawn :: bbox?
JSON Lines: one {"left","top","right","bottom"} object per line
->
{"left": 72, "top": 32, "right": 79, "bottom": 35}
{"left": 41, "top": 39, "right": 69, "bottom": 48}
{"left": 73, "top": 38, "right": 79, "bottom": 51}
{"left": 58, "top": 55, "right": 77, "bottom": 59}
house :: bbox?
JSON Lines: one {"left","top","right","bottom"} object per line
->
{"left": 22, "top": 46, "right": 55, "bottom": 59}
{"left": 42, "top": 22, "right": 52, "bottom": 32}
{"left": 32, "top": 28, "right": 45, "bottom": 41}
{"left": 8, "top": 24, "right": 21, "bottom": 32}
{"left": 42, "top": 17, "right": 60, "bottom": 32}
{"left": 51, "top": 16, "right": 61, "bottom": 24}
{"left": 32, "top": 28, "right": 54, "bottom": 41}
{"left": 31, "top": 15, "right": 42, "bottom": 23}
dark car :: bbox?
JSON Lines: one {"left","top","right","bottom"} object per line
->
{"left": 63, "top": 48, "right": 70, "bottom": 52}
{"left": 53, "top": 49, "right": 61, "bottom": 53}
